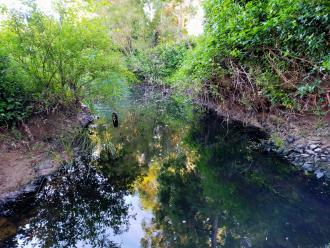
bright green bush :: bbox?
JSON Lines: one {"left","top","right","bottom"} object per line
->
{"left": 0, "top": 3, "right": 132, "bottom": 125}
{"left": 1, "top": 5, "right": 131, "bottom": 109}
{"left": 203, "top": 0, "right": 329, "bottom": 61}
{"left": 171, "top": 36, "right": 223, "bottom": 90}
{"left": 176, "top": 0, "right": 329, "bottom": 111}
{"left": 0, "top": 55, "right": 29, "bottom": 126}
{"left": 129, "top": 41, "right": 189, "bottom": 84}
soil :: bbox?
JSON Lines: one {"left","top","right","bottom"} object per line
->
{"left": 197, "top": 99, "right": 330, "bottom": 144}
{"left": 0, "top": 112, "right": 81, "bottom": 199}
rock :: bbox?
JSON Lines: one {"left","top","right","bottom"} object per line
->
{"left": 305, "top": 149, "right": 316, "bottom": 155}
{"left": 315, "top": 170, "right": 324, "bottom": 179}
{"left": 302, "top": 163, "right": 313, "bottom": 171}
{"left": 287, "top": 153, "right": 295, "bottom": 159}
{"left": 309, "top": 144, "right": 318, "bottom": 150}
{"left": 296, "top": 148, "right": 304, "bottom": 154}
{"left": 286, "top": 136, "right": 295, "bottom": 144}
{"left": 296, "top": 144, "right": 305, "bottom": 149}
{"left": 23, "top": 183, "right": 38, "bottom": 193}
{"left": 282, "top": 148, "right": 292, "bottom": 156}
{"left": 320, "top": 156, "right": 328, "bottom": 162}
{"left": 300, "top": 154, "right": 310, "bottom": 158}
{"left": 78, "top": 113, "right": 95, "bottom": 128}
{"left": 313, "top": 156, "right": 321, "bottom": 163}
{"left": 314, "top": 148, "right": 322, "bottom": 153}
{"left": 325, "top": 170, "right": 330, "bottom": 179}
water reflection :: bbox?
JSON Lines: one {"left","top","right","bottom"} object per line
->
{"left": 139, "top": 109, "right": 330, "bottom": 248}
{"left": 1, "top": 87, "right": 329, "bottom": 248}
{"left": 2, "top": 156, "right": 132, "bottom": 247}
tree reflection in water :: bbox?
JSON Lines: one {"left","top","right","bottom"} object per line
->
{"left": 139, "top": 110, "right": 330, "bottom": 248}
{"left": 1, "top": 89, "right": 329, "bottom": 248}
{"left": 5, "top": 156, "right": 130, "bottom": 247}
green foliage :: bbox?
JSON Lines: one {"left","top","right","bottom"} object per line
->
{"left": 1, "top": 0, "right": 328, "bottom": 126}
{"left": 0, "top": 55, "right": 29, "bottom": 126}
{"left": 172, "top": 35, "right": 224, "bottom": 90}
{"left": 0, "top": 2, "right": 132, "bottom": 125}
{"left": 98, "top": 0, "right": 153, "bottom": 54}
{"left": 100, "top": 142, "right": 124, "bottom": 162}
{"left": 128, "top": 41, "right": 189, "bottom": 84}
{"left": 203, "top": 0, "right": 329, "bottom": 61}
{"left": 147, "top": 0, "right": 194, "bottom": 45}
{"left": 175, "top": 0, "right": 330, "bottom": 111}
{"left": 256, "top": 71, "right": 296, "bottom": 109}
{"left": 2, "top": 7, "right": 130, "bottom": 103}
{"left": 270, "top": 133, "right": 285, "bottom": 148}
{"left": 297, "top": 79, "right": 321, "bottom": 98}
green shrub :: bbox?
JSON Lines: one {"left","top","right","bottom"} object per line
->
{"left": 1, "top": 5, "right": 131, "bottom": 112}
{"left": 175, "top": 0, "right": 329, "bottom": 112}
{"left": 0, "top": 56, "right": 29, "bottom": 126}
{"left": 171, "top": 35, "right": 224, "bottom": 90}
{"left": 270, "top": 133, "right": 285, "bottom": 149}
{"left": 203, "top": 0, "right": 329, "bottom": 63}
{"left": 128, "top": 41, "right": 189, "bottom": 84}
{"left": 297, "top": 79, "right": 321, "bottom": 98}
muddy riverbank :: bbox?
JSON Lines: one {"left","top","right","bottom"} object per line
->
{"left": 0, "top": 107, "right": 96, "bottom": 202}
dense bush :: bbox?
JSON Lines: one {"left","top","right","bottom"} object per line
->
{"left": 128, "top": 41, "right": 189, "bottom": 84}
{"left": 175, "top": 0, "right": 330, "bottom": 112}
{"left": 0, "top": 55, "right": 29, "bottom": 126}
{"left": 0, "top": 4, "right": 131, "bottom": 126}
{"left": 204, "top": 0, "right": 329, "bottom": 60}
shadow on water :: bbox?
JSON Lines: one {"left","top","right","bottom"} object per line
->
{"left": 0, "top": 86, "right": 329, "bottom": 248}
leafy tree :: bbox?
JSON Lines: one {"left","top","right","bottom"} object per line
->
{"left": 1, "top": 3, "right": 131, "bottom": 111}
{"left": 148, "top": 0, "right": 194, "bottom": 45}
{"left": 95, "top": 0, "right": 153, "bottom": 55}
{"left": 129, "top": 41, "right": 189, "bottom": 83}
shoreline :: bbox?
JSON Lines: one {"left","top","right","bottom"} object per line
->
{"left": 1, "top": 86, "right": 329, "bottom": 205}
{"left": 134, "top": 83, "right": 330, "bottom": 180}
{"left": 195, "top": 98, "right": 330, "bottom": 180}
{"left": 0, "top": 106, "right": 96, "bottom": 204}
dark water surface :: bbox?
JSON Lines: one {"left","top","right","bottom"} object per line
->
{"left": 1, "top": 87, "right": 330, "bottom": 248}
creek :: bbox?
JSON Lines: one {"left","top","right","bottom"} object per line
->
{"left": 1, "top": 86, "right": 329, "bottom": 248}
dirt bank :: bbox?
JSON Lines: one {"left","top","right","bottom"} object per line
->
{"left": 0, "top": 110, "right": 93, "bottom": 200}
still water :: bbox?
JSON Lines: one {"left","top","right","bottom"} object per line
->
{"left": 1, "top": 86, "right": 330, "bottom": 248}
